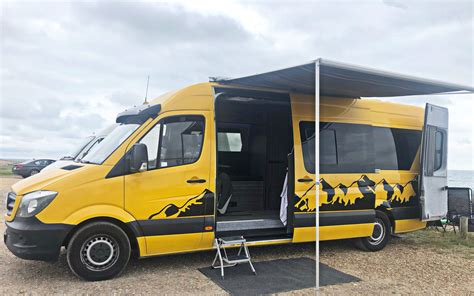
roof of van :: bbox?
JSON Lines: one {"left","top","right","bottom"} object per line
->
{"left": 145, "top": 82, "right": 422, "bottom": 124}
{"left": 147, "top": 81, "right": 428, "bottom": 117}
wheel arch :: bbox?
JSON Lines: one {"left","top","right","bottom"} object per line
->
{"left": 376, "top": 203, "right": 395, "bottom": 232}
{"left": 59, "top": 205, "right": 144, "bottom": 257}
{"left": 62, "top": 216, "right": 142, "bottom": 258}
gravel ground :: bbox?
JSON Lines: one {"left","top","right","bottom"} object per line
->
{"left": 1, "top": 176, "right": 472, "bottom": 295}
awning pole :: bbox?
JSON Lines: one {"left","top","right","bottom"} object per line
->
{"left": 315, "top": 59, "right": 320, "bottom": 290}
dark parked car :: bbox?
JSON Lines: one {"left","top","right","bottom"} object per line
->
{"left": 12, "top": 159, "right": 56, "bottom": 178}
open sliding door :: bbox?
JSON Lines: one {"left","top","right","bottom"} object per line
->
{"left": 420, "top": 103, "right": 449, "bottom": 221}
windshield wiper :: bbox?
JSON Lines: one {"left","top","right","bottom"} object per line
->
{"left": 80, "top": 159, "right": 97, "bottom": 165}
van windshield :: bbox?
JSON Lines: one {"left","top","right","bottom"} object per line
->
{"left": 80, "top": 124, "right": 139, "bottom": 164}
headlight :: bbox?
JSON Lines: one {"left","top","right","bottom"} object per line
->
{"left": 17, "top": 191, "right": 57, "bottom": 217}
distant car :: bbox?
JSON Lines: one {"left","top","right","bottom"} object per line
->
{"left": 12, "top": 159, "right": 55, "bottom": 178}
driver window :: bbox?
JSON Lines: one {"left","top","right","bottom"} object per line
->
{"left": 159, "top": 116, "right": 205, "bottom": 168}
{"left": 138, "top": 124, "right": 161, "bottom": 169}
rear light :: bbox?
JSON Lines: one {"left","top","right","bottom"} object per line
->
{"left": 15, "top": 164, "right": 23, "bottom": 169}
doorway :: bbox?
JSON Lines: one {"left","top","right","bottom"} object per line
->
{"left": 214, "top": 88, "right": 293, "bottom": 239}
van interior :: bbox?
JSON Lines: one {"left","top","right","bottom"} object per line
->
{"left": 214, "top": 88, "right": 293, "bottom": 239}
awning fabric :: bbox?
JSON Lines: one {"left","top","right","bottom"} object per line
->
{"left": 216, "top": 58, "right": 474, "bottom": 97}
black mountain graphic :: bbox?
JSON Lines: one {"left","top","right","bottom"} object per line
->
{"left": 294, "top": 181, "right": 316, "bottom": 212}
{"left": 294, "top": 175, "right": 418, "bottom": 213}
{"left": 319, "top": 175, "right": 376, "bottom": 211}
{"left": 149, "top": 189, "right": 214, "bottom": 219}
{"left": 379, "top": 179, "right": 394, "bottom": 200}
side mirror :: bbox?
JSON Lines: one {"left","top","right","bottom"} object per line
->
{"left": 129, "top": 143, "right": 148, "bottom": 173}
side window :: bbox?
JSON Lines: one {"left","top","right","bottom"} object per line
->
{"left": 299, "top": 122, "right": 315, "bottom": 173}
{"left": 138, "top": 123, "right": 161, "bottom": 170}
{"left": 434, "top": 130, "right": 443, "bottom": 171}
{"left": 218, "top": 132, "right": 242, "bottom": 152}
{"left": 159, "top": 116, "right": 205, "bottom": 168}
{"left": 34, "top": 160, "right": 42, "bottom": 166}
{"left": 337, "top": 124, "right": 373, "bottom": 171}
{"left": 300, "top": 121, "right": 374, "bottom": 174}
{"left": 391, "top": 128, "right": 422, "bottom": 170}
{"left": 320, "top": 126, "right": 337, "bottom": 165}
{"left": 425, "top": 126, "right": 444, "bottom": 176}
{"left": 331, "top": 123, "right": 374, "bottom": 173}
{"left": 374, "top": 127, "right": 398, "bottom": 170}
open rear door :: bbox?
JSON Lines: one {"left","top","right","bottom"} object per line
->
{"left": 420, "top": 103, "right": 449, "bottom": 221}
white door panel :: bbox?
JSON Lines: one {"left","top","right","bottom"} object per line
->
{"left": 420, "top": 103, "right": 448, "bottom": 221}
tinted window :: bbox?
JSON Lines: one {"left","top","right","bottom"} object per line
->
{"left": 320, "top": 129, "right": 337, "bottom": 165}
{"left": 159, "top": 116, "right": 205, "bottom": 168}
{"left": 300, "top": 121, "right": 374, "bottom": 174}
{"left": 300, "top": 122, "right": 422, "bottom": 174}
{"left": 331, "top": 122, "right": 373, "bottom": 173}
{"left": 374, "top": 127, "right": 398, "bottom": 170}
{"left": 138, "top": 123, "right": 161, "bottom": 170}
{"left": 299, "top": 122, "right": 315, "bottom": 173}
{"left": 391, "top": 128, "right": 422, "bottom": 170}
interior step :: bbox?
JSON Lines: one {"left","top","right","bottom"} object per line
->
{"left": 216, "top": 218, "right": 284, "bottom": 232}
{"left": 216, "top": 227, "right": 289, "bottom": 240}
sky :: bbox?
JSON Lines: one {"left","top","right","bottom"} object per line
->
{"left": 0, "top": 0, "right": 473, "bottom": 170}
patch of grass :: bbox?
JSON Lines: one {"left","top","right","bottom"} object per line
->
{"left": 404, "top": 228, "right": 473, "bottom": 259}
{"left": 0, "top": 164, "right": 13, "bottom": 176}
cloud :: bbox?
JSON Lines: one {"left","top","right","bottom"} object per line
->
{"left": 0, "top": 0, "right": 473, "bottom": 169}
{"left": 382, "top": 0, "right": 408, "bottom": 10}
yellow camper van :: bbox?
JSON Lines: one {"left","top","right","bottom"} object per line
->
{"left": 4, "top": 82, "right": 448, "bottom": 281}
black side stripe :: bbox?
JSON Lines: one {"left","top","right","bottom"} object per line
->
{"left": 390, "top": 206, "right": 420, "bottom": 220}
{"left": 294, "top": 210, "right": 375, "bottom": 228}
{"left": 130, "top": 217, "right": 214, "bottom": 237}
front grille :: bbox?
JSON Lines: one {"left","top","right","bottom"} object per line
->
{"left": 6, "top": 192, "right": 16, "bottom": 216}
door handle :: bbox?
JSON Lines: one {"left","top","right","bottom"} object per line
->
{"left": 298, "top": 178, "right": 313, "bottom": 183}
{"left": 187, "top": 179, "right": 206, "bottom": 184}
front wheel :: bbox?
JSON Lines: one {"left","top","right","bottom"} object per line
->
{"left": 355, "top": 211, "right": 391, "bottom": 252}
{"left": 67, "top": 222, "right": 131, "bottom": 281}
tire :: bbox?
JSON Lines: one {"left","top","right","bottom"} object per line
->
{"left": 30, "top": 169, "right": 39, "bottom": 176}
{"left": 355, "top": 210, "right": 391, "bottom": 252}
{"left": 67, "top": 222, "right": 131, "bottom": 281}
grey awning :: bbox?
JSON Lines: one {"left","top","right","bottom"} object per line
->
{"left": 215, "top": 58, "right": 474, "bottom": 97}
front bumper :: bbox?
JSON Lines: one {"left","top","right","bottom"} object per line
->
{"left": 4, "top": 216, "right": 73, "bottom": 261}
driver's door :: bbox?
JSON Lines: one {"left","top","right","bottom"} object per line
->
{"left": 124, "top": 111, "right": 214, "bottom": 255}
{"left": 420, "top": 103, "right": 449, "bottom": 221}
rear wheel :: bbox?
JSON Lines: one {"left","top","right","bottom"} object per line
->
{"left": 67, "top": 222, "right": 131, "bottom": 281}
{"left": 30, "top": 169, "right": 39, "bottom": 176}
{"left": 355, "top": 210, "right": 391, "bottom": 252}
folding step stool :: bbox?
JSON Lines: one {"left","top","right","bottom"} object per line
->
{"left": 211, "top": 236, "right": 257, "bottom": 279}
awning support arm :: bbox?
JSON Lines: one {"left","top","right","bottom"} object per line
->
{"left": 315, "top": 59, "right": 321, "bottom": 290}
